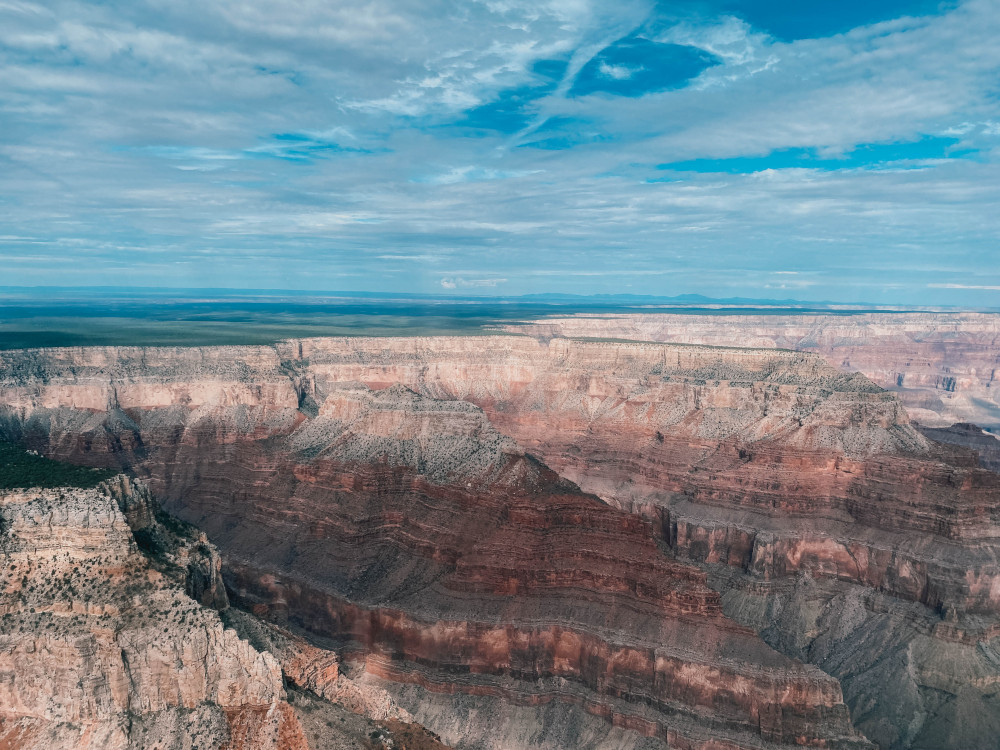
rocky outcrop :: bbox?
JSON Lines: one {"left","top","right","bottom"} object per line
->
{"left": 0, "top": 476, "right": 307, "bottom": 750}
{"left": 0, "top": 462, "right": 456, "bottom": 750}
{"left": 220, "top": 607, "right": 415, "bottom": 726}
{"left": 1, "top": 334, "right": 997, "bottom": 747}
{"left": 503, "top": 312, "right": 1000, "bottom": 429}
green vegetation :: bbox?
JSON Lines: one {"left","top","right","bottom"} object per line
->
{"left": 0, "top": 441, "right": 117, "bottom": 489}
{"left": 0, "top": 294, "right": 866, "bottom": 350}
{"left": 0, "top": 314, "right": 510, "bottom": 349}
{"left": 133, "top": 509, "right": 198, "bottom": 563}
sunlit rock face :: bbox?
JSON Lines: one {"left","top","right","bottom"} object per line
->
{"left": 2, "top": 334, "right": 999, "bottom": 748}
{"left": 504, "top": 311, "right": 1000, "bottom": 430}
{"left": 0, "top": 477, "right": 308, "bottom": 750}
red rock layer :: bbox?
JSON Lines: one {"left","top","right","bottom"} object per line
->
{"left": 0, "top": 353, "right": 874, "bottom": 749}
{"left": 160, "top": 389, "right": 864, "bottom": 749}
{"left": 6, "top": 335, "right": 999, "bottom": 745}
{"left": 269, "top": 337, "right": 1000, "bottom": 618}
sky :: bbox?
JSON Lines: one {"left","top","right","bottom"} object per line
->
{"left": 1, "top": 0, "right": 999, "bottom": 305}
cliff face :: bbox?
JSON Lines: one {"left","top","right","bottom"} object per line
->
{"left": 0, "top": 344, "right": 872, "bottom": 750}
{"left": 0, "top": 476, "right": 307, "bottom": 750}
{"left": 504, "top": 312, "right": 1000, "bottom": 429}
{"left": 140, "top": 383, "right": 871, "bottom": 750}
{"left": 0, "top": 467, "right": 449, "bottom": 750}
{"left": 0, "top": 335, "right": 996, "bottom": 747}
{"left": 284, "top": 337, "right": 1000, "bottom": 750}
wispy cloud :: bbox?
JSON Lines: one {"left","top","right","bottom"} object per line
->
{"left": 928, "top": 283, "right": 1000, "bottom": 291}
{"left": 0, "top": 0, "right": 997, "bottom": 303}
{"left": 440, "top": 276, "right": 508, "bottom": 289}
{"left": 598, "top": 62, "right": 638, "bottom": 80}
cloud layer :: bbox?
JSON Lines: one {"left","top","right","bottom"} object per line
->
{"left": 1, "top": 0, "right": 998, "bottom": 304}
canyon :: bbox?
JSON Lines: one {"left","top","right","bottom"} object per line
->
{"left": 0, "top": 465, "right": 449, "bottom": 750}
{"left": 504, "top": 311, "right": 1000, "bottom": 430}
{"left": 0, "top": 327, "right": 997, "bottom": 749}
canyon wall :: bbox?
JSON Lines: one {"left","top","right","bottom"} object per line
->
{"left": 0, "top": 476, "right": 307, "bottom": 750}
{"left": 1, "top": 335, "right": 997, "bottom": 747}
{"left": 503, "top": 312, "right": 1000, "bottom": 429}
{"left": 0, "top": 468, "right": 452, "bottom": 750}
{"left": 0, "top": 342, "right": 872, "bottom": 750}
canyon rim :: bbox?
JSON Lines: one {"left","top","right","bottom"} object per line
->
{"left": 1, "top": 318, "right": 998, "bottom": 749}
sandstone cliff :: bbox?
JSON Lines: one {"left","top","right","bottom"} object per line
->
{"left": 0, "top": 458, "right": 453, "bottom": 750}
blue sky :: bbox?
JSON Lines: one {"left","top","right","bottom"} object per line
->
{"left": 1, "top": 0, "right": 998, "bottom": 304}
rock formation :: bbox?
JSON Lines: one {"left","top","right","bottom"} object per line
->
{"left": 503, "top": 312, "right": 1000, "bottom": 430}
{"left": 0, "top": 458, "right": 450, "bottom": 750}
{"left": 1, "top": 334, "right": 997, "bottom": 747}
{"left": 0, "top": 475, "right": 307, "bottom": 750}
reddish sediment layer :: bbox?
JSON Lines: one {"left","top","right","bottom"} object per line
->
{"left": 4, "top": 335, "right": 997, "bottom": 747}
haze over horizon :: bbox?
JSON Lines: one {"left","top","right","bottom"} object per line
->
{"left": 2, "top": 0, "right": 999, "bottom": 305}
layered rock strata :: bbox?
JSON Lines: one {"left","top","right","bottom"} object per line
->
{"left": 0, "top": 345, "right": 871, "bottom": 749}
{"left": 503, "top": 312, "right": 1000, "bottom": 429}
{"left": 0, "top": 475, "right": 307, "bottom": 750}
{"left": 1, "top": 335, "right": 997, "bottom": 747}
{"left": 287, "top": 336, "right": 1000, "bottom": 749}
{"left": 149, "top": 384, "right": 871, "bottom": 749}
{"left": 0, "top": 466, "right": 453, "bottom": 750}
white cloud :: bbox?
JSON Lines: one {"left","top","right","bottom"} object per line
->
{"left": 655, "top": 16, "right": 771, "bottom": 71}
{"left": 0, "top": 0, "right": 998, "bottom": 304}
{"left": 416, "top": 166, "right": 542, "bottom": 185}
{"left": 928, "top": 283, "right": 1000, "bottom": 291}
{"left": 598, "top": 61, "right": 639, "bottom": 80}
{"left": 440, "top": 276, "right": 508, "bottom": 288}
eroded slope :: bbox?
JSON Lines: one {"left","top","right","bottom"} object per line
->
{"left": 0, "top": 346, "right": 872, "bottom": 749}
{"left": 2, "top": 336, "right": 997, "bottom": 747}
{"left": 504, "top": 312, "right": 1000, "bottom": 429}
{"left": 0, "top": 475, "right": 305, "bottom": 750}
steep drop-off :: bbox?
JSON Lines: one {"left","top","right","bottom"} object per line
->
{"left": 0, "top": 459, "right": 455, "bottom": 750}
{"left": 0, "top": 475, "right": 307, "bottom": 750}
{"left": 288, "top": 336, "right": 1000, "bottom": 749}
{"left": 504, "top": 312, "right": 1000, "bottom": 429}
{"left": 0, "top": 344, "right": 871, "bottom": 750}
{"left": 1, "top": 335, "right": 997, "bottom": 748}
